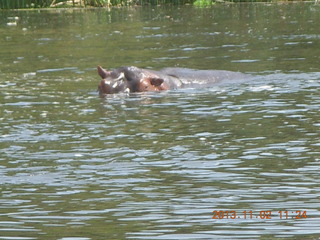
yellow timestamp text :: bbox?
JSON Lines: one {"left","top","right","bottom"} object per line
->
{"left": 212, "top": 210, "right": 308, "bottom": 220}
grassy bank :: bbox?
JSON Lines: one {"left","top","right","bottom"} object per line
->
{"left": 0, "top": 0, "right": 195, "bottom": 9}
{"left": 0, "top": 0, "right": 315, "bottom": 9}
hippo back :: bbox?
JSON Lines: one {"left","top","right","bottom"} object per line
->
{"left": 160, "top": 68, "right": 250, "bottom": 87}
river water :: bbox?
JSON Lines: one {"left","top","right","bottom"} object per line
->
{"left": 1, "top": 3, "right": 320, "bottom": 240}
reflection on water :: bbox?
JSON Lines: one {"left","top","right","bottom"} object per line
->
{"left": 1, "top": 3, "right": 320, "bottom": 240}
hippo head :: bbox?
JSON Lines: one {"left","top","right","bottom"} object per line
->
{"left": 97, "top": 66, "right": 169, "bottom": 96}
{"left": 97, "top": 66, "right": 128, "bottom": 95}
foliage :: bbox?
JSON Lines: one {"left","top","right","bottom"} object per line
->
{"left": 0, "top": 0, "right": 315, "bottom": 9}
{"left": 0, "top": 0, "right": 196, "bottom": 8}
{"left": 132, "top": 0, "right": 194, "bottom": 4}
{"left": 0, "top": 0, "right": 52, "bottom": 8}
{"left": 193, "top": 0, "right": 213, "bottom": 7}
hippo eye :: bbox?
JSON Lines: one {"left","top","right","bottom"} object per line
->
{"left": 115, "top": 72, "right": 125, "bottom": 81}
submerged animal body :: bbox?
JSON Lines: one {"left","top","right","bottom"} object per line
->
{"left": 97, "top": 65, "right": 249, "bottom": 96}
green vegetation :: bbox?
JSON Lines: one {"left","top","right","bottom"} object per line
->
{"left": 0, "top": 0, "right": 316, "bottom": 9}
{"left": 0, "top": 0, "right": 195, "bottom": 9}
{"left": 1, "top": 0, "right": 51, "bottom": 8}
{"left": 193, "top": 0, "right": 213, "bottom": 7}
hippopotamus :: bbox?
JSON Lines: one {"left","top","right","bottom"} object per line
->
{"left": 97, "top": 65, "right": 249, "bottom": 96}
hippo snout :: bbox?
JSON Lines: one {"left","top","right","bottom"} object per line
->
{"left": 97, "top": 66, "right": 129, "bottom": 95}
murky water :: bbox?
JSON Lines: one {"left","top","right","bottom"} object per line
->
{"left": 1, "top": 3, "right": 320, "bottom": 240}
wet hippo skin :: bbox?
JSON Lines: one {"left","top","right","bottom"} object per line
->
{"left": 97, "top": 65, "right": 249, "bottom": 96}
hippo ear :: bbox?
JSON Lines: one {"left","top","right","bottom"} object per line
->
{"left": 97, "top": 65, "right": 110, "bottom": 79}
{"left": 150, "top": 78, "right": 164, "bottom": 86}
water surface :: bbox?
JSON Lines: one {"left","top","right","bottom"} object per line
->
{"left": 1, "top": 3, "right": 320, "bottom": 240}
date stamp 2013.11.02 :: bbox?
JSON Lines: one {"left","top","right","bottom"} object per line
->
{"left": 212, "top": 210, "right": 308, "bottom": 220}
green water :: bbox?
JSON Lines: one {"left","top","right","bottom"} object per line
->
{"left": 1, "top": 3, "right": 320, "bottom": 240}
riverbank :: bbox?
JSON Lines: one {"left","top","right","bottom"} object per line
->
{"left": 1, "top": 0, "right": 317, "bottom": 9}
{"left": 2, "top": 0, "right": 190, "bottom": 9}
